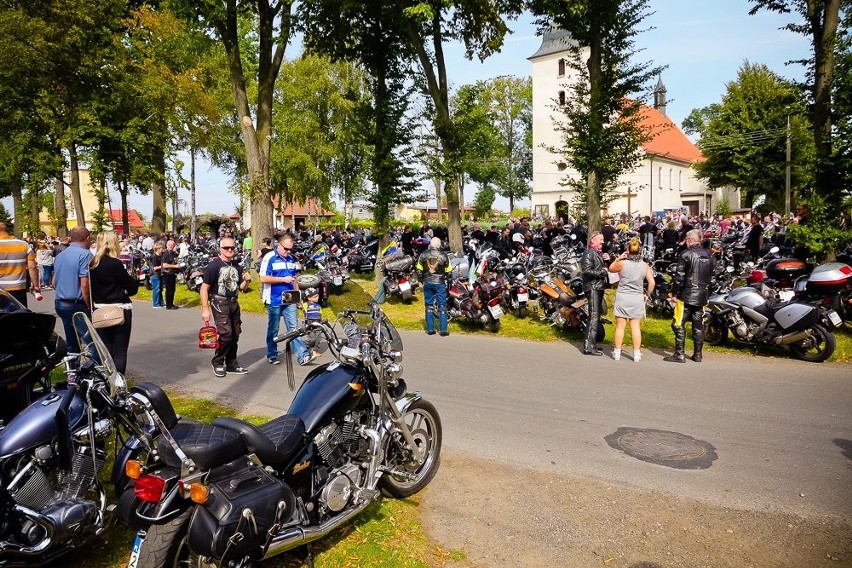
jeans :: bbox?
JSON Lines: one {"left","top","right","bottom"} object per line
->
{"left": 423, "top": 281, "right": 448, "bottom": 333}
{"left": 150, "top": 274, "right": 164, "bottom": 307}
{"left": 266, "top": 303, "right": 308, "bottom": 362}
{"left": 40, "top": 265, "right": 53, "bottom": 287}
{"left": 55, "top": 299, "right": 90, "bottom": 355}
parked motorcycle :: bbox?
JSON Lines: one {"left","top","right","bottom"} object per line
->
{"left": 792, "top": 261, "right": 852, "bottom": 328}
{"left": 381, "top": 254, "right": 420, "bottom": 303}
{"left": 499, "top": 259, "right": 530, "bottom": 318}
{"left": 528, "top": 263, "right": 606, "bottom": 342}
{"left": 703, "top": 285, "right": 840, "bottom": 362}
{"left": 0, "top": 312, "right": 162, "bottom": 566}
{"left": 122, "top": 284, "right": 442, "bottom": 568}
{"left": 0, "top": 289, "right": 66, "bottom": 427}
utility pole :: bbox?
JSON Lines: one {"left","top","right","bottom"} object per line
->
{"left": 785, "top": 114, "right": 792, "bottom": 215}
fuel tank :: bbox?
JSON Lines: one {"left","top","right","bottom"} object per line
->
{"left": 0, "top": 388, "right": 86, "bottom": 457}
{"left": 288, "top": 362, "right": 367, "bottom": 434}
{"left": 727, "top": 286, "right": 767, "bottom": 310}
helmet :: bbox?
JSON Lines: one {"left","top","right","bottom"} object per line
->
{"left": 569, "top": 277, "right": 584, "bottom": 295}
{"left": 512, "top": 232, "right": 525, "bottom": 245}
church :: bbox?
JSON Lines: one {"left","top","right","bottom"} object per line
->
{"left": 527, "top": 28, "right": 739, "bottom": 221}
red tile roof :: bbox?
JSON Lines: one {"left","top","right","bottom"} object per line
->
{"left": 108, "top": 209, "right": 145, "bottom": 228}
{"left": 638, "top": 105, "right": 704, "bottom": 164}
{"left": 270, "top": 197, "right": 335, "bottom": 217}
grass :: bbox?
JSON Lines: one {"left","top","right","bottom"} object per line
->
{"left": 134, "top": 274, "right": 852, "bottom": 363}
{"left": 61, "top": 392, "right": 463, "bottom": 568}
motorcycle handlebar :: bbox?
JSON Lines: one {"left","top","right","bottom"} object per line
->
{"left": 273, "top": 327, "right": 304, "bottom": 343}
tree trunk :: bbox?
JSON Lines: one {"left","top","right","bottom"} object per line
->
{"left": 54, "top": 175, "right": 67, "bottom": 237}
{"left": 585, "top": 28, "right": 603, "bottom": 234}
{"left": 587, "top": 171, "right": 601, "bottom": 235}
{"left": 190, "top": 147, "right": 197, "bottom": 243}
{"left": 120, "top": 179, "right": 129, "bottom": 236}
{"left": 151, "top": 149, "right": 167, "bottom": 235}
{"left": 29, "top": 187, "right": 39, "bottom": 237}
{"left": 809, "top": 0, "right": 840, "bottom": 198}
{"left": 67, "top": 143, "right": 85, "bottom": 229}
{"left": 11, "top": 180, "right": 23, "bottom": 238}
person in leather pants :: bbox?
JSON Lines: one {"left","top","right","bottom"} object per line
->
{"left": 664, "top": 229, "right": 715, "bottom": 363}
{"left": 580, "top": 231, "right": 610, "bottom": 355}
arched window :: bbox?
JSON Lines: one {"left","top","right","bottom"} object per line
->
{"left": 558, "top": 91, "right": 566, "bottom": 106}
{"left": 558, "top": 58, "right": 565, "bottom": 76}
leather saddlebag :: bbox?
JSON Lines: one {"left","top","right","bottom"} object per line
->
{"left": 187, "top": 466, "right": 297, "bottom": 560}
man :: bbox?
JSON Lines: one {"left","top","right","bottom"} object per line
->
{"left": 601, "top": 219, "right": 617, "bottom": 251}
{"left": 260, "top": 234, "right": 319, "bottom": 366}
{"left": 580, "top": 232, "right": 610, "bottom": 355}
{"left": 161, "top": 239, "right": 180, "bottom": 309}
{"left": 241, "top": 231, "right": 253, "bottom": 270}
{"left": 200, "top": 237, "right": 251, "bottom": 377}
{"left": 53, "top": 227, "right": 93, "bottom": 354}
{"left": 0, "top": 222, "right": 40, "bottom": 307}
{"left": 664, "top": 229, "right": 715, "bottom": 363}
{"left": 416, "top": 236, "right": 452, "bottom": 336}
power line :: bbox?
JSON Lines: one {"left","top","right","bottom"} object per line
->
{"left": 698, "top": 128, "right": 785, "bottom": 151}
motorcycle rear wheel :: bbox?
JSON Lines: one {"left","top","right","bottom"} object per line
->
{"left": 401, "top": 288, "right": 413, "bottom": 304}
{"left": 134, "top": 508, "right": 215, "bottom": 568}
{"left": 788, "top": 325, "right": 835, "bottom": 363}
{"left": 380, "top": 399, "right": 442, "bottom": 499}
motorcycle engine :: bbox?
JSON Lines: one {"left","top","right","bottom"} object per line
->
{"left": 314, "top": 411, "right": 368, "bottom": 469}
{"left": 726, "top": 311, "right": 750, "bottom": 338}
{"left": 320, "top": 463, "right": 364, "bottom": 513}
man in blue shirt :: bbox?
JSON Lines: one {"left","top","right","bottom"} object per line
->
{"left": 53, "top": 227, "right": 93, "bottom": 354}
{"left": 259, "top": 234, "right": 318, "bottom": 366}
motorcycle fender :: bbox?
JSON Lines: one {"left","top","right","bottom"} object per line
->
{"left": 393, "top": 391, "right": 422, "bottom": 421}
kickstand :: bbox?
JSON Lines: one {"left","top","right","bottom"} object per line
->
{"left": 302, "top": 543, "right": 315, "bottom": 568}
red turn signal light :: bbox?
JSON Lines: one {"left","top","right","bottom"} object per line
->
{"left": 134, "top": 474, "right": 166, "bottom": 503}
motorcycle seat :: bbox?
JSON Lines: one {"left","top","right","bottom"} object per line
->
{"left": 159, "top": 423, "right": 247, "bottom": 470}
{"left": 213, "top": 415, "right": 305, "bottom": 466}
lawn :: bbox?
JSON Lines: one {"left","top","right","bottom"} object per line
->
{"left": 136, "top": 274, "right": 852, "bottom": 363}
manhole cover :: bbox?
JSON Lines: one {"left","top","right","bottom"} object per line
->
{"left": 605, "top": 427, "right": 718, "bottom": 469}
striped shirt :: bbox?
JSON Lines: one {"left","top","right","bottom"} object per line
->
{"left": 0, "top": 237, "right": 34, "bottom": 292}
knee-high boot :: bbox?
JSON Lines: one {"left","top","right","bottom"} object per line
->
{"left": 692, "top": 330, "right": 704, "bottom": 362}
{"left": 664, "top": 325, "right": 686, "bottom": 363}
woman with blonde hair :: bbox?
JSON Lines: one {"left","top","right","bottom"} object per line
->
{"left": 90, "top": 231, "right": 139, "bottom": 373}
{"left": 608, "top": 237, "right": 654, "bottom": 361}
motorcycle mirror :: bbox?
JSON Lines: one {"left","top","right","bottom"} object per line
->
{"left": 769, "top": 246, "right": 779, "bottom": 255}
{"left": 726, "top": 265, "right": 735, "bottom": 273}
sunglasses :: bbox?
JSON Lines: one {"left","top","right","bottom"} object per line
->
{"left": 221, "top": 246, "right": 236, "bottom": 251}
{"left": 280, "top": 244, "right": 292, "bottom": 251}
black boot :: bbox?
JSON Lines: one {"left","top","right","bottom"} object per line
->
{"left": 664, "top": 326, "right": 686, "bottom": 363}
{"left": 583, "top": 290, "right": 603, "bottom": 356}
{"left": 692, "top": 330, "right": 704, "bottom": 362}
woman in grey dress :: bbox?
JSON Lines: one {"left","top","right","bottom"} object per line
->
{"left": 608, "top": 238, "right": 655, "bottom": 361}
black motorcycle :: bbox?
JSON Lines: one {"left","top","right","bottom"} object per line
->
{"left": 0, "top": 289, "right": 66, "bottom": 427}
{"left": 0, "top": 312, "right": 163, "bottom": 566}
{"left": 122, "top": 284, "right": 442, "bottom": 568}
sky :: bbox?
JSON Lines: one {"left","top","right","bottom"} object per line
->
{"left": 3, "top": 0, "right": 812, "bottom": 220}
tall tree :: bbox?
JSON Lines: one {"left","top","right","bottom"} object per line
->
{"left": 749, "top": 0, "right": 845, "bottom": 204}
{"left": 528, "top": 0, "right": 663, "bottom": 233}
{"left": 684, "top": 62, "right": 815, "bottom": 214}
{"left": 173, "top": 0, "right": 295, "bottom": 253}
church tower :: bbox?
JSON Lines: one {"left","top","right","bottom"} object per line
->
{"left": 653, "top": 75, "right": 667, "bottom": 116}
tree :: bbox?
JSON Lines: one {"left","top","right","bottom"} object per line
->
{"left": 473, "top": 186, "right": 496, "bottom": 219}
{"left": 749, "top": 0, "right": 845, "bottom": 204}
{"left": 831, "top": 7, "right": 852, "bottom": 195}
{"left": 528, "top": 0, "right": 663, "bottom": 233}
{"left": 483, "top": 76, "right": 532, "bottom": 212}
{"left": 684, "top": 62, "right": 815, "bottom": 214}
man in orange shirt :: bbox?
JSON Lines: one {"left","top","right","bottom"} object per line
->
{"left": 0, "top": 222, "right": 40, "bottom": 306}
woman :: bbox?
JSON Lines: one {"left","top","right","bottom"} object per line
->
{"left": 661, "top": 220, "right": 680, "bottom": 252}
{"left": 90, "top": 231, "right": 139, "bottom": 374}
{"left": 149, "top": 242, "right": 164, "bottom": 308}
{"left": 35, "top": 241, "right": 54, "bottom": 289}
{"left": 608, "top": 237, "right": 654, "bottom": 362}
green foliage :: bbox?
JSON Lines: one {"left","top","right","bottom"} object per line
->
{"left": 511, "top": 206, "right": 531, "bottom": 219}
{"left": 473, "top": 186, "right": 496, "bottom": 219}
{"left": 784, "top": 194, "right": 852, "bottom": 260}
{"left": 688, "top": 62, "right": 815, "bottom": 214}
{"left": 832, "top": 8, "right": 852, "bottom": 199}
{"left": 0, "top": 203, "right": 10, "bottom": 227}
{"left": 715, "top": 196, "right": 732, "bottom": 217}
{"left": 529, "top": 0, "right": 664, "bottom": 233}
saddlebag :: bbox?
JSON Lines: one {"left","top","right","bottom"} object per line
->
{"left": 188, "top": 465, "right": 297, "bottom": 560}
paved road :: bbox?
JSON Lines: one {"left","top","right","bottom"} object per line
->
{"left": 33, "top": 291, "right": 852, "bottom": 519}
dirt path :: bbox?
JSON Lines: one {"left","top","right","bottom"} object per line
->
{"left": 420, "top": 452, "right": 852, "bottom": 568}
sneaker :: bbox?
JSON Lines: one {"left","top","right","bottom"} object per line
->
{"left": 212, "top": 365, "right": 226, "bottom": 377}
{"left": 226, "top": 366, "right": 249, "bottom": 375}
{"left": 634, "top": 350, "right": 642, "bottom": 362}
{"left": 268, "top": 358, "right": 281, "bottom": 365}
{"left": 299, "top": 351, "right": 321, "bottom": 366}
{"left": 439, "top": 331, "right": 449, "bottom": 337}
{"left": 152, "top": 306, "right": 163, "bottom": 309}
{"left": 612, "top": 348, "right": 621, "bottom": 361}
{"left": 426, "top": 330, "right": 436, "bottom": 336}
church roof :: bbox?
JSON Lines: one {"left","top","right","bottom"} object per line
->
{"left": 108, "top": 209, "right": 145, "bottom": 228}
{"left": 639, "top": 105, "right": 704, "bottom": 164}
{"left": 528, "top": 28, "right": 578, "bottom": 60}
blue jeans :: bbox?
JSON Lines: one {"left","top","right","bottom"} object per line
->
{"left": 423, "top": 282, "right": 448, "bottom": 333}
{"left": 55, "top": 299, "right": 90, "bottom": 355}
{"left": 150, "top": 274, "right": 164, "bottom": 307}
{"left": 41, "top": 265, "right": 53, "bottom": 287}
{"left": 266, "top": 303, "right": 308, "bottom": 362}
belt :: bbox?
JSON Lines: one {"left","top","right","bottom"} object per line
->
{"left": 56, "top": 298, "right": 86, "bottom": 304}
{"left": 211, "top": 295, "right": 237, "bottom": 302}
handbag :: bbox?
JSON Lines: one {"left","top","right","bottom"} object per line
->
{"left": 92, "top": 304, "right": 125, "bottom": 329}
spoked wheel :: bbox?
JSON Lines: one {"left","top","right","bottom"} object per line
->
{"left": 788, "top": 325, "right": 835, "bottom": 363}
{"left": 380, "top": 399, "right": 442, "bottom": 498}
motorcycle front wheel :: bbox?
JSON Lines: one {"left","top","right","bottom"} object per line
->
{"left": 788, "top": 325, "right": 835, "bottom": 363}
{"left": 380, "top": 399, "right": 442, "bottom": 499}
{"left": 703, "top": 314, "right": 728, "bottom": 346}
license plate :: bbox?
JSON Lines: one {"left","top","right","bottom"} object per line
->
{"left": 128, "top": 531, "right": 145, "bottom": 568}
{"left": 333, "top": 276, "right": 343, "bottom": 286}
{"left": 399, "top": 281, "right": 411, "bottom": 292}
{"left": 488, "top": 304, "right": 504, "bottom": 318}
{"left": 517, "top": 292, "right": 528, "bottom": 303}
{"left": 827, "top": 309, "right": 842, "bottom": 327}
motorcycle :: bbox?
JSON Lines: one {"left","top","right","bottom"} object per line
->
{"left": 528, "top": 262, "right": 606, "bottom": 343}
{"left": 0, "top": 289, "right": 67, "bottom": 427}
{"left": 0, "top": 312, "right": 162, "bottom": 566}
{"left": 122, "top": 284, "right": 441, "bottom": 568}
{"left": 381, "top": 254, "right": 419, "bottom": 303}
{"left": 792, "top": 261, "right": 852, "bottom": 328}
{"left": 703, "top": 285, "right": 840, "bottom": 362}
{"left": 499, "top": 259, "right": 530, "bottom": 318}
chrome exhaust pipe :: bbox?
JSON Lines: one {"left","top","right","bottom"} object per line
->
{"left": 776, "top": 329, "right": 811, "bottom": 345}
{"left": 0, "top": 505, "right": 55, "bottom": 555}
{"left": 262, "top": 500, "right": 372, "bottom": 560}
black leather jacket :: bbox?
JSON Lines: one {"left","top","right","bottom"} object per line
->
{"left": 581, "top": 248, "right": 608, "bottom": 292}
{"left": 671, "top": 245, "right": 715, "bottom": 306}
{"left": 416, "top": 249, "right": 451, "bottom": 285}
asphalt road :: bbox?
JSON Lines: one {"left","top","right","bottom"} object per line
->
{"left": 33, "top": 291, "right": 852, "bottom": 519}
